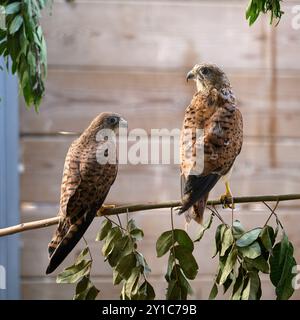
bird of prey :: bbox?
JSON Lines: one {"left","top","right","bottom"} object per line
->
{"left": 179, "top": 63, "right": 243, "bottom": 224}
{"left": 46, "top": 112, "right": 127, "bottom": 274}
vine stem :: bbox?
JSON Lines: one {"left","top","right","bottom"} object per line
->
{"left": 1, "top": 193, "right": 300, "bottom": 237}
{"left": 263, "top": 200, "right": 283, "bottom": 229}
{"left": 82, "top": 236, "right": 93, "bottom": 262}
{"left": 207, "top": 205, "right": 226, "bottom": 225}
{"left": 170, "top": 207, "right": 179, "bottom": 282}
{"left": 105, "top": 216, "right": 127, "bottom": 233}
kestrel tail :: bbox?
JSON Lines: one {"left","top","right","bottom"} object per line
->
{"left": 46, "top": 112, "right": 127, "bottom": 274}
{"left": 179, "top": 63, "right": 243, "bottom": 224}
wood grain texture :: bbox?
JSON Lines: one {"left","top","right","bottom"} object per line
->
{"left": 42, "top": 1, "right": 265, "bottom": 69}
{"left": 276, "top": 2, "right": 300, "bottom": 70}
{"left": 20, "top": 70, "right": 300, "bottom": 137}
{"left": 20, "top": 135, "right": 300, "bottom": 202}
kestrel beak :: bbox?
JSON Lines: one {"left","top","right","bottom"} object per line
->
{"left": 186, "top": 70, "right": 195, "bottom": 82}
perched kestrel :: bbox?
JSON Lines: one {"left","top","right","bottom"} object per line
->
{"left": 179, "top": 63, "right": 243, "bottom": 224}
{"left": 46, "top": 112, "right": 127, "bottom": 274}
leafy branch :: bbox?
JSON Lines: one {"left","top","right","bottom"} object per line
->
{"left": 0, "top": 0, "right": 48, "bottom": 111}
{"left": 206, "top": 203, "right": 297, "bottom": 300}
{"left": 56, "top": 246, "right": 100, "bottom": 300}
{"left": 156, "top": 209, "right": 199, "bottom": 300}
{"left": 47, "top": 193, "right": 298, "bottom": 300}
{"left": 58, "top": 215, "right": 155, "bottom": 300}
{"left": 97, "top": 216, "right": 155, "bottom": 300}
{"left": 246, "top": 0, "right": 284, "bottom": 25}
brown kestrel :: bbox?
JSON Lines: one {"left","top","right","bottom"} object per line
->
{"left": 46, "top": 112, "right": 127, "bottom": 274}
{"left": 179, "top": 63, "right": 243, "bottom": 224}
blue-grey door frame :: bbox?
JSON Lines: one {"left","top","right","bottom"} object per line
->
{"left": 0, "top": 58, "right": 20, "bottom": 299}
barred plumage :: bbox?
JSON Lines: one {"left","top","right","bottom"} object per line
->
{"left": 46, "top": 112, "right": 127, "bottom": 274}
{"left": 179, "top": 64, "right": 243, "bottom": 224}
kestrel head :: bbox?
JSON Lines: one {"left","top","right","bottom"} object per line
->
{"left": 89, "top": 112, "right": 127, "bottom": 132}
{"left": 186, "top": 63, "right": 231, "bottom": 92}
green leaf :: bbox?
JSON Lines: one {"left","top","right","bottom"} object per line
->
{"left": 213, "top": 224, "right": 227, "bottom": 257}
{"left": 194, "top": 214, "right": 213, "bottom": 242}
{"left": 220, "top": 228, "right": 234, "bottom": 256}
{"left": 96, "top": 219, "right": 112, "bottom": 241}
{"left": 238, "top": 241, "right": 261, "bottom": 259}
{"left": 9, "top": 15, "right": 23, "bottom": 34}
{"left": 260, "top": 226, "right": 275, "bottom": 254}
{"left": 231, "top": 267, "right": 244, "bottom": 300}
{"left": 0, "top": 41, "right": 7, "bottom": 56}
{"left": 223, "top": 273, "right": 234, "bottom": 294}
{"left": 236, "top": 228, "right": 262, "bottom": 247}
{"left": 166, "top": 279, "right": 182, "bottom": 300}
{"left": 176, "top": 266, "right": 193, "bottom": 296}
{"left": 56, "top": 260, "right": 92, "bottom": 284}
{"left": 245, "top": 2, "right": 253, "bottom": 20}
{"left": 125, "top": 266, "right": 140, "bottom": 299}
{"left": 101, "top": 227, "right": 122, "bottom": 257}
{"left": 156, "top": 230, "right": 173, "bottom": 257}
{"left": 130, "top": 228, "right": 144, "bottom": 241}
{"left": 73, "top": 276, "right": 100, "bottom": 300}
{"left": 107, "top": 236, "right": 132, "bottom": 267}
{"left": 113, "top": 269, "right": 123, "bottom": 285}
{"left": 165, "top": 252, "right": 175, "bottom": 282}
{"left": 157, "top": 229, "right": 194, "bottom": 257}
{"left": 138, "top": 280, "right": 155, "bottom": 300}
{"left": 218, "top": 247, "right": 238, "bottom": 285}
{"left": 174, "top": 245, "right": 198, "bottom": 280}
{"left": 115, "top": 252, "right": 137, "bottom": 280}
{"left": 23, "top": 81, "right": 33, "bottom": 106}
{"left": 174, "top": 229, "right": 194, "bottom": 252}
{"left": 136, "top": 252, "right": 151, "bottom": 274}
{"left": 5, "top": 2, "right": 21, "bottom": 15}
{"left": 209, "top": 282, "right": 218, "bottom": 300}
{"left": 232, "top": 220, "right": 245, "bottom": 239}
{"left": 270, "top": 235, "right": 289, "bottom": 286}
{"left": 241, "top": 276, "right": 251, "bottom": 300}
{"left": 245, "top": 255, "right": 269, "bottom": 273}
{"left": 75, "top": 247, "right": 89, "bottom": 265}
{"left": 241, "top": 272, "right": 261, "bottom": 300}
{"left": 127, "top": 219, "right": 137, "bottom": 232}
{"left": 270, "top": 234, "right": 297, "bottom": 300}
{"left": 249, "top": 272, "right": 261, "bottom": 300}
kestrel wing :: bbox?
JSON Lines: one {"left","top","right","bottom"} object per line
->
{"left": 203, "top": 104, "right": 243, "bottom": 176}
{"left": 179, "top": 173, "right": 220, "bottom": 214}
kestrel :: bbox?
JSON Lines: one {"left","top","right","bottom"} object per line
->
{"left": 46, "top": 112, "right": 127, "bottom": 274}
{"left": 179, "top": 63, "right": 243, "bottom": 224}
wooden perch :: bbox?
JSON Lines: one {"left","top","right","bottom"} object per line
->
{"left": 0, "top": 193, "right": 300, "bottom": 237}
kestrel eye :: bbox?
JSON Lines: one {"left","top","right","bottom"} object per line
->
{"left": 109, "top": 117, "right": 117, "bottom": 124}
{"left": 201, "top": 67, "right": 209, "bottom": 75}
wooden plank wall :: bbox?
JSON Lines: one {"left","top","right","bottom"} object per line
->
{"left": 20, "top": 0, "right": 300, "bottom": 299}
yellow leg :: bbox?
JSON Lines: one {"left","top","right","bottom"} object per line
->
{"left": 98, "top": 204, "right": 116, "bottom": 215}
{"left": 220, "top": 181, "right": 235, "bottom": 209}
